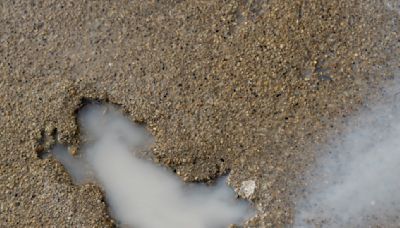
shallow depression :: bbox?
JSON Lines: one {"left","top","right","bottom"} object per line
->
{"left": 51, "top": 103, "right": 254, "bottom": 228}
{"left": 295, "top": 80, "right": 400, "bottom": 227}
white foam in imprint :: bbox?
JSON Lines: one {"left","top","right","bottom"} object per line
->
{"left": 52, "top": 104, "right": 253, "bottom": 228}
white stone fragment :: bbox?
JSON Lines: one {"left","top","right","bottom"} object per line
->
{"left": 239, "top": 180, "right": 256, "bottom": 198}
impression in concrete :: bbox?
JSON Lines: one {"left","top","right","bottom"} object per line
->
{"left": 295, "top": 80, "right": 400, "bottom": 227}
{"left": 51, "top": 103, "right": 254, "bottom": 228}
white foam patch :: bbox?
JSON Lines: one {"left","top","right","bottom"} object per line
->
{"left": 295, "top": 82, "right": 400, "bottom": 227}
{"left": 52, "top": 104, "right": 253, "bottom": 228}
{"left": 384, "top": 0, "right": 400, "bottom": 15}
{"left": 52, "top": 145, "right": 90, "bottom": 184}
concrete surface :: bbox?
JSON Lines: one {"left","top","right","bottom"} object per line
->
{"left": 0, "top": 0, "right": 399, "bottom": 227}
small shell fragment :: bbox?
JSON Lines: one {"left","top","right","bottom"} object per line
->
{"left": 239, "top": 180, "right": 256, "bottom": 199}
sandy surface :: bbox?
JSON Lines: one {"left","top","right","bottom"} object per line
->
{"left": 1, "top": 0, "right": 399, "bottom": 227}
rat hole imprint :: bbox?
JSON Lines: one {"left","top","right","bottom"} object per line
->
{"left": 51, "top": 103, "right": 254, "bottom": 228}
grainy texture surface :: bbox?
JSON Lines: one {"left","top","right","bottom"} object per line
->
{"left": 0, "top": 0, "right": 399, "bottom": 227}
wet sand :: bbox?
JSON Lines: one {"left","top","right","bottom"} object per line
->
{"left": 1, "top": 0, "right": 399, "bottom": 227}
